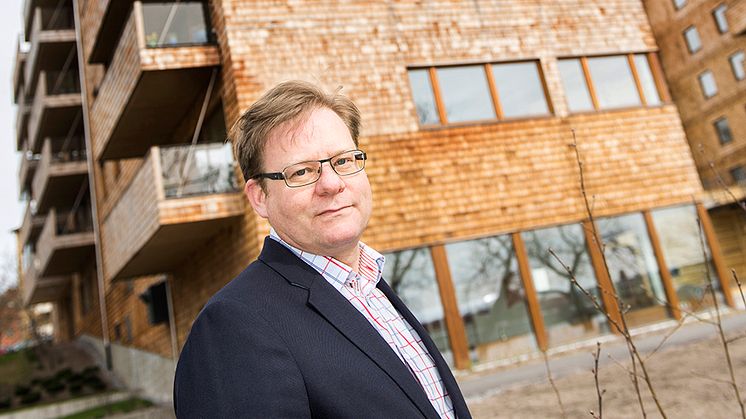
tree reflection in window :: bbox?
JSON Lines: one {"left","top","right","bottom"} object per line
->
{"left": 522, "top": 224, "right": 608, "bottom": 346}
{"left": 446, "top": 235, "right": 536, "bottom": 362}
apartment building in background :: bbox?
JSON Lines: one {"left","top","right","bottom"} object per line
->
{"left": 12, "top": 0, "right": 744, "bottom": 403}
{"left": 643, "top": 0, "right": 746, "bottom": 282}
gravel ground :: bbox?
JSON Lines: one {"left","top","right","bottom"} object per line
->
{"left": 467, "top": 323, "right": 746, "bottom": 418}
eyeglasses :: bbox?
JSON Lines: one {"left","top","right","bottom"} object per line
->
{"left": 251, "top": 149, "right": 367, "bottom": 188}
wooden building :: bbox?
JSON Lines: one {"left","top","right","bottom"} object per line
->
{"left": 12, "top": 0, "right": 743, "bottom": 403}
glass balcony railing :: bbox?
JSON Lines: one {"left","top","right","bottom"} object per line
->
{"left": 159, "top": 142, "right": 239, "bottom": 199}
{"left": 40, "top": 7, "right": 75, "bottom": 31}
{"left": 45, "top": 70, "right": 81, "bottom": 95}
{"left": 55, "top": 206, "right": 94, "bottom": 236}
{"left": 142, "top": 2, "right": 213, "bottom": 48}
{"left": 49, "top": 136, "right": 86, "bottom": 163}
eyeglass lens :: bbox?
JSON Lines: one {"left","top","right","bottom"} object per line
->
{"left": 283, "top": 150, "right": 365, "bottom": 187}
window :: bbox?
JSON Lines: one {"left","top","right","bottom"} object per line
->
{"left": 731, "top": 166, "right": 746, "bottom": 184}
{"left": 558, "top": 59, "right": 594, "bottom": 112}
{"left": 713, "top": 4, "right": 729, "bottom": 33}
{"left": 408, "top": 60, "right": 550, "bottom": 125}
{"left": 445, "top": 235, "right": 536, "bottom": 362}
{"left": 558, "top": 53, "right": 663, "bottom": 112}
{"left": 634, "top": 54, "right": 662, "bottom": 105}
{"left": 587, "top": 56, "right": 641, "bottom": 109}
{"left": 684, "top": 26, "right": 702, "bottom": 54}
{"left": 698, "top": 70, "right": 718, "bottom": 98}
{"left": 407, "top": 70, "right": 440, "bottom": 125}
{"left": 436, "top": 66, "right": 495, "bottom": 123}
{"left": 490, "top": 62, "right": 550, "bottom": 118}
{"left": 521, "top": 224, "right": 608, "bottom": 347}
{"left": 714, "top": 117, "right": 733, "bottom": 144}
{"left": 673, "top": 0, "right": 687, "bottom": 10}
{"left": 650, "top": 205, "right": 723, "bottom": 312}
{"left": 596, "top": 213, "right": 670, "bottom": 327}
{"left": 730, "top": 51, "right": 745, "bottom": 81}
{"left": 383, "top": 248, "right": 453, "bottom": 366}
{"left": 142, "top": 2, "right": 211, "bottom": 48}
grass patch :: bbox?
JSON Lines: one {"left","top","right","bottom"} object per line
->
{"left": 0, "top": 350, "right": 33, "bottom": 386}
{"left": 60, "top": 398, "right": 153, "bottom": 419}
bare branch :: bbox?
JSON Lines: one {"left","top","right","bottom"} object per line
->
{"left": 542, "top": 350, "right": 567, "bottom": 419}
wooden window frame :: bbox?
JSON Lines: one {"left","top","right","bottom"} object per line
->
{"left": 698, "top": 70, "right": 718, "bottom": 99}
{"left": 714, "top": 116, "right": 734, "bottom": 145}
{"left": 414, "top": 60, "right": 552, "bottom": 128}
{"left": 729, "top": 51, "right": 745, "bottom": 81}
{"left": 713, "top": 3, "right": 729, "bottom": 34}
{"left": 566, "top": 53, "right": 667, "bottom": 113}
{"left": 683, "top": 25, "right": 702, "bottom": 54}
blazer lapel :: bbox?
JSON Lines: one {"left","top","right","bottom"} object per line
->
{"left": 378, "top": 279, "right": 472, "bottom": 419}
{"left": 258, "top": 239, "right": 440, "bottom": 419}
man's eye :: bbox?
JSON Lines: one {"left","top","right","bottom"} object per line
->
{"left": 335, "top": 158, "right": 350, "bottom": 166}
{"left": 292, "top": 169, "right": 307, "bottom": 177}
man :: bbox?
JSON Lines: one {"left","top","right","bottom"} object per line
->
{"left": 174, "top": 81, "right": 471, "bottom": 418}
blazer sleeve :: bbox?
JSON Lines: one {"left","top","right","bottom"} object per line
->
{"left": 174, "top": 297, "right": 310, "bottom": 418}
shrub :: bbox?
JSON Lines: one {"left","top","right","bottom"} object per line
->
{"left": 0, "top": 397, "right": 11, "bottom": 409}
{"left": 55, "top": 368, "right": 73, "bottom": 381}
{"left": 43, "top": 379, "right": 65, "bottom": 395}
{"left": 20, "top": 391, "right": 41, "bottom": 405}
{"left": 14, "top": 385, "right": 30, "bottom": 396}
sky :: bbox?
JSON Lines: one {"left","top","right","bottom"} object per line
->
{"left": 1, "top": 0, "right": 26, "bottom": 285}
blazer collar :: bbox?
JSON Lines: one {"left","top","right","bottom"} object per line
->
{"left": 258, "top": 237, "right": 441, "bottom": 419}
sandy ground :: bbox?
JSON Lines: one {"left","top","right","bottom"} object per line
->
{"left": 467, "top": 327, "right": 746, "bottom": 418}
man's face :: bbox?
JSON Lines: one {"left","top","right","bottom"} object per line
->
{"left": 245, "top": 107, "right": 373, "bottom": 261}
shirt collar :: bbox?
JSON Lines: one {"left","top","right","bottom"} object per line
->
{"left": 268, "top": 228, "right": 385, "bottom": 295}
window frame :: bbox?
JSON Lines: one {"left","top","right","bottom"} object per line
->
{"left": 713, "top": 4, "right": 729, "bottom": 34}
{"left": 673, "top": 0, "right": 687, "bottom": 10}
{"left": 407, "top": 59, "right": 553, "bottom": 127}
{"left": 558, "top": 52, "right": 668, "bottom": 113}
{"left": 698, "top": 70, "right": 719, "bottom": 99}
{"left": 729, "top": 51, "right": 745, "bottom": 81}
{"left": 713, "top": 116, "right": 733, "bottom": 145}
{"left": 683, "top": 26, "right": 702, "bottom": 54}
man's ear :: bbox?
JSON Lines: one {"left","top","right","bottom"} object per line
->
{"left": 245, "top": 179, "right": 269, "bottom": 219}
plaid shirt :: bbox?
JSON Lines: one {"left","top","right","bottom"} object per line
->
{"left": 269, "top": 230, "right": 455, "bottom": 419}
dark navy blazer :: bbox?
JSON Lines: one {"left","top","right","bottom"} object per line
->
{"left": 174, "top": 237, "right": 471, "bottom": 418}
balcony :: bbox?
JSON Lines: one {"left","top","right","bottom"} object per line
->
{"left": 18, "top": 148, "right": 40, "bottom": 200}
{"left": 27, "top": 70, "right": 82, "bottom": 153}
{"left": 16, "top": 92, "right": 33, "bottom": 152}
{"left": 21, "top": 251, "right": 70, "bottom": 306}
{"left": 18, "top": 201, "right": 44, "bottom": 250}
{"left": 102, "top": 142, "right": 244, "bottom": 281}
{"left": 32, "top": 136, "right": 88, "bottom": 214}
{"left": 24, "top": 4, "right": 77, "bottom": 96}
{"left": 90, "top": 1, "right": 219, "bottom": 160}
{"left": 35, "top": 207, "right": 95, "bottom": 278}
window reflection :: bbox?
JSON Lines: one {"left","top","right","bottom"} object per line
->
{"left": 491, "top": 62, "right": 550, "bottom": 118}
{"left": 558, "top": 59, "right": 594, "bottom": 112}
{"left": 445, "top": 236, "right": 536, "bottom": 363}
{"left": 407, "top": 69, "right": 440, "bottom": 125}
{"left": 522, "top": 224, "right": 607, "bottom": 347}
{"left": 650, "top": 205, "right": 724, "bottom": 312}
{"left": 142, "top": 2, "right": 211, "bottom": 48}
{"left": 684, "top": 26, "right": 702, "bottom": 54}
{"left": 587, "top": 56, "right": 641, "bottom": 109}
{"left": 699, "top": 71, "right": 718, "bottom": 98}
{"left": 383, "top": 248, "right": 453, "bottom": 366}
{"left": 597, "top": 214, "right": 670, "bottom": 326}
{"left": 436, "top": 66, "right": 496, "bottom": 123}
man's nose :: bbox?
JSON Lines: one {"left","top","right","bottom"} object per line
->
{"left": 315, "top": 162, "right": 345, "bottom": 194}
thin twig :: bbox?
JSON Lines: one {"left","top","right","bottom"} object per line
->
{"left": 727, "top": 332, "right": 746, "bottom": 345}
{"left": 592, "top": 342, "right": 604, "bottom": 419}
{"left": 696, "top": 215, "right": 745, "bottom": 418}
{"left": 697, "top": 144, "right": 746, "bottom": 214}
{"left": 733, "top": 270, "right": 746, "bottom": 310}
{"left": 542, "top": 350, "right": 567, "bottom": 419}
{"left": 690, "top": 370, "right": 740, "bottom": 386}
{"left": 569, "top": 130, "right": 666, "bottom": 418}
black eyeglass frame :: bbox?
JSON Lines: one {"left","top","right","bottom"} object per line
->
{"left": 251, "top": 149, "right": 367, "bottom": 188}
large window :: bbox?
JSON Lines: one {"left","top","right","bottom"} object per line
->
{"left": 407, "top": 70, "right": 440, "bottom": 125}
{"left": 383, "top": 248, "right": 453, "bottom": 366}
{"left": 436, "top": 66, "right": 496, "bottom": 123}
{"left": 586, "top": 56, "right": 641, "bottom": 109}
{"left": 684, "top": 26, "right": 702, "bottom": 54}
{"left": 713, "top": 4, "right": 729, "bottom": 34}
{"left": 445, "top": 235, "right": 536, "bottom": 363}
{"left": 407, "top": 60, "right": 550, "bottom": 125}
{"left": 596, "top": 214, "right": 670, "bottom": 326}
{"left": 558, "top": 53, "right": 663, "bottom": 112}
{"left": 698, "top": 70, "right": 718, "bottom": 98}
{"left": 714, "top": 117, "right": 733, "bottom": 145}
{"left": 650, "top": 205, "right": 723, "bottom": 312}
{"left": 673, "top": 0, "right": 687, "bottom": 10}
{"left": 730, "top": 51, "right": 745, "bottom": 81}
{"left": 522, "top": 224, "right": 607, "bottom": 347}
{"left": 142, "top": 2, "right": 212, "bottom": 48}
